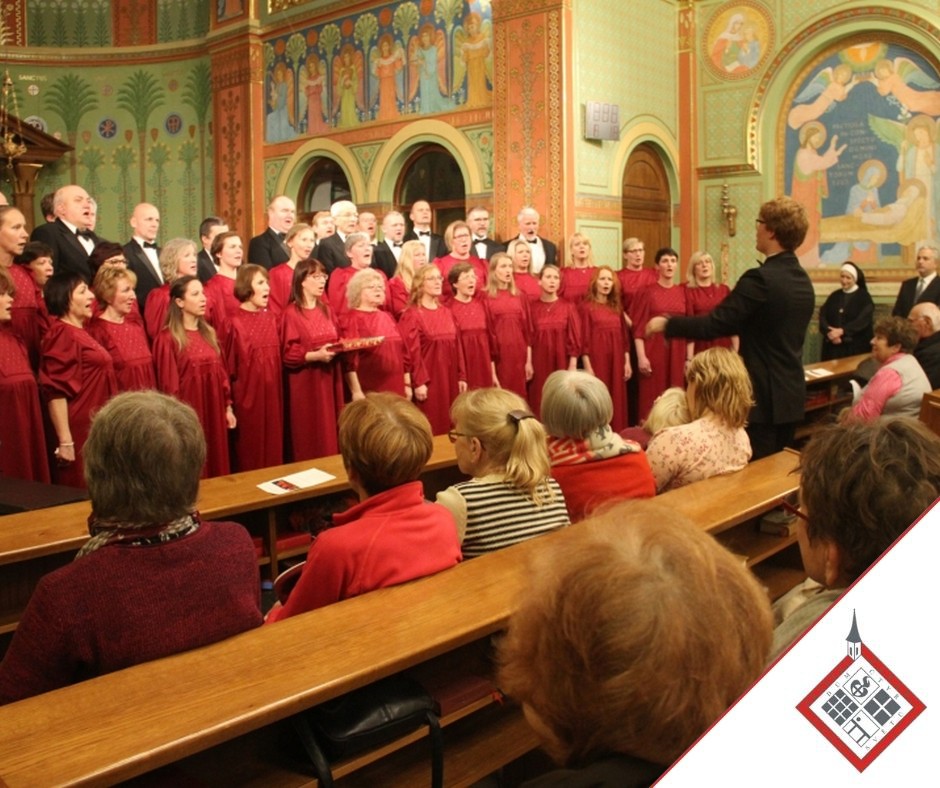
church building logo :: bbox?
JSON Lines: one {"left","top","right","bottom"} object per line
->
{"left": 797, "top": 611, "right": 925, "bottom": 771}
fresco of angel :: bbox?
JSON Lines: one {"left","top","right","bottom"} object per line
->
{"left": 873, "top": 57, "right": 940, "bottom": 118}
{"left": 869, "top": 113, "right": 939, "bottom": 241}
{"left": 266, "top": 61, "right": 296, "bottom": 143}
{"left": 300, "top": 54, "right": 330, "bottom": 134}
{"left": 409, "top": 23, "right": 452, "bottom": 115}
{"left": 453, "top": 12, "right": 493, "bottom": 108}
{"left": 333, "top": 44, "right": 365, "bottom": 128}
{"left": 370, "top": 33, "right": 406, "bottom": 122}
{"left": 787, "top": 63, "right": 859, "bottom": 130}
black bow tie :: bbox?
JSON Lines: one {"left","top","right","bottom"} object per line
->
{"left": 275, "top": 231, "right": 286, "bottom": 241}
{"left": 417, "top": 231, "right": 430, "bottom": 237}
{"left": 474, "top": 237, "right": 486, "bottom": 242}
{"left": 526, "top": 238, "right": 537, "bottom": 244}
{"left": 75, "top": 229, "right": 93, "bottom": 239}
{"left": 392, "top": 242, "right": 402, "bottom": 247}
{"left": 143, "top": 241, "right": 158, "bottom": 249}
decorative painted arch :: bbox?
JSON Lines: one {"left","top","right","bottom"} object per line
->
{"left": 745, "top": 4, "right": 940, "bottom": 191}
{"left": 275, "top": 138, "right": 366, "bottom": 203}
{"left": 367, "top": 119, "right": 485, "bottom": 203}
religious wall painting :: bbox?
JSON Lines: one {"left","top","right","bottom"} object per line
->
{"left": 217, "top": 1, "right": 246, "bottom": 24}
{"left": 783, "top": 40, "right": 940, "bottom": 270}
{"left": 261, "top": 1, "right": 493, "bottom": 143}
{"left": 704, "top": 1, "right": 772, "bottom": 80}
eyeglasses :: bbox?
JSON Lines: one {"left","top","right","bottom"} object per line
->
{"left": 755, "top": 218, "right": 766, "bottom": 225}
{"left": 777, "top": 498, "right": 808, "bottom": 522}
{"left": 447, "top": 430, "right": 470, "bottom": 443}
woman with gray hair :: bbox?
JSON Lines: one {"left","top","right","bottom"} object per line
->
{"left": 0, "top": 391, "right": 262, "bottom": 706}
{"left": 143, "top": 237, "right": 200, "bottom": 339}
{"left": 541, "top": 369, "right": 655, "bottom": 522}
{"left": 342, "top": 267, "right": 419, "bottom": 399}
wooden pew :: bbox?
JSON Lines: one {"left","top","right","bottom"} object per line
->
{"left": 0, "top": 451, "right": 801, "bottom": 787}
{"left": 799, "top": 352, "right": 869, "bottom": 441}
{"left": 0, "top": 435, "right": 463, "bottom": 637}
{"left": 919, "top": 389, "right": 940, "bottom": 438}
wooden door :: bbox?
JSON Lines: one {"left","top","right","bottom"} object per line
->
{"left": 621, "top": 143, "right": 672, "bottom": 262}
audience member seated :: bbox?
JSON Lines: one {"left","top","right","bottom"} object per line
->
{"left": 0, "top": 392, "right": 262, "bottom": 705}
{"left": 646, "top": 347, "right": 752, "bottom": 492}
{"left": 497, "top": 501, "right": 772, "bottom": 786}
{"left": 437, "top": 388, "right": 570, "bottom": 558}
{"left": 842, "top": 316, "right": 930, "bottom": 422}
{"left": 619, "top": 386, "right": 690, "bottom": 449}
{"left": 266, "top": 393, "right": 461, "bottom": 622}
{"left": 771, "top": 418, "right": 940, "bottom": 660}
{"left": 908, "top": 302, "right": 940, "bottom": 390}
{"left": 540, "top": 370, "right": 655, "bottom": 522}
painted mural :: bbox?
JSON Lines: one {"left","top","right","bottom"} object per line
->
{"left": 784, "top": 41, "right": 940, "bottom": 269}
{"left": 704, "top": 1, "right": 772, "bottom": 80}
{"left": 262, "top": 0, "right": 493, "bottom": 143}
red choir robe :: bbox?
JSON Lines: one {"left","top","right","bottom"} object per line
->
{"left": 448, "top": 298, "right": 494, "bottom": 390}
{"left": 0, "top": 324, "right": 50, "bottom": 482}
{"left": 632, "top": 283, "right": 688, "bottom": 420}
{"left": 87, "top": 316, "right": 156, "bottom": 392}
{"left": 485, "top": 290, "right": 532, "bottom": 400}
{"left": 579, "top": 302, "right": 629, "bottom": 432}
{"left": 529, "top": 298, "right": 582, "bottom": 416}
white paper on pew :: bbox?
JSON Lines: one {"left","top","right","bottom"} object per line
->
{"left": 258, "top": 468, "right": 337, "bottom": 495}
{"left": 804, "top": 368, "right": 834, "bottom": 379}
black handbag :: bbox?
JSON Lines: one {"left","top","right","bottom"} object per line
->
{"left": 293, "top": 673, "right": 444, "bottom": 787}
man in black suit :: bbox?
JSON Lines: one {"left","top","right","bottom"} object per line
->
{"left": 404, "top": 199, "right": 447, "bottom": 261}
{"left": 30, "top": 184, "right": 99, "bottom": 281}
{"left": 648, "top": 196, "right": 815, "bottom": 459}
{"left": 196, "top": 216, "right": 228, "bottom": 284}
{"left": 124, "top": 202, "right": 163, "bottom": 310}
{"left": 510, "top": 206, "right": 557, "bottom": 273}
{"left": 247, "top": 195, "right": 295, "bottom": 270}
{"left": 467, "top": 206, "right": 502, "bottom": 261}
{"left": 372, "top": 210, "right": 406, "bottom": 279}
{"left": 892, "top": 244, "right": 940, "bottom": 318}
{"left": 316, "top": 200, "right": 360, "bottom": 274}
{"left": 909, "top": 302, "right": 940, "bottom": 390}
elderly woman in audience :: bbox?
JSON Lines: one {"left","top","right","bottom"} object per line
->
{"left": 0, "top": 391, "right": 262, "bottom": 705}
{"left": 437, "top": 388, "right": 570, "bottom": 558}
{"left": 448, "top": 262, "right": 496, "bottom": 390}
{"left": 88, "top": 266, "right": 155, "bottom": 391}
{"left": 540, "top": 370, "right": 655, "bottom": 522}
{"left": 771, "top": 418, "right": 940, "bottom": 660}
{"left": 143, "top": 238, "right": 200, "bottom": 338}
{"left": 685, "top": 250, "right": 737, "bottom": 355}
{"left": 268, "top": 222, "right": 317, "bottom": 314}
{"left": 224, "top": 264, "right": 283, "bottom": 470}
{"left": 41, "top": 272, "right": 118, "bottom": 488}
{"left": 842, "top": 316, "right": 930, "bottom": 421}
{"left": 621, "top": 386, "right": 691, "bottom": 448}
{"left": 281, "top": 258, "right": 342, "bottom": 460}
{"left": 485, "top": 252, "right": 533, "bottom": 398}
{"left": 498, "top": 501, "right": 772, "bottom": 785}
{"left": 11, "top": 241, "right": 53, "bottom": 370}
{"left": 506, "top": 238, "right": 541, "bottom": 301}
{"left": 0, "top": 267, "right": 49, "bottom": 482}
{"left": 580, "top": 266, "right": 630, "bottom": 431}
{"left": 646, "top": 347, "right": 752, "bottom": 492}
{"left": 387, "top": 239, "right": 428, "bottom": 318}
{"left": 153, "top": 275, "right": 235, "bottom": 478}
{"left": 399, "top": 264, "right": 466, "bottom": 434}
{"left": 559, "top": 232, "right": 596, "bottom": 304}
{"left": 344, "top": 267, "right": 418, "bottom": 400}
{"left": 266, "top": 393, "right": 461, "bottom": 622}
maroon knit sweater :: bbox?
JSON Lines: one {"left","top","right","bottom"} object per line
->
{"left": 0, "top": 521, "right": 262, "bottom": 705}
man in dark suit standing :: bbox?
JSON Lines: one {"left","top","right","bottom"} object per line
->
{"left": 196, "top": 216, "right": 228, "bottom": 284}
{"left": 404, "top": 200, "right": 447, "bottom": 261}
{"left": 30, "top": 184, "right": 99, "bottom": 281}
{"left": 647, "top": 196, "right": 815, "bottom": 459}
{"left": 316, "top": 200, "right": 360, "bottom": 274}
{"left": 511, "top": 206, "right": 557, "bottom": 273}
{"left": 247, "top": 195, "right": 295, "bottom": 270}
{"left": 892, "top": 244, "right": 940, "bottom": 318}
{"left": 124, "top": 202, "right": 163, "bottom": 310}
{"left": 467, "top": 206, "right": 502, "bottom": 261}
{"left": 372, "top": 210, "right": 406, "bottom": 279}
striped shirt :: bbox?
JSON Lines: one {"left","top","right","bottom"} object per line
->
{"left": 437, "top": 475, "right": 569, "bottom": 558}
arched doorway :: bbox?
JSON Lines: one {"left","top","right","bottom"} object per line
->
{"left": 298, "top": 157, "right": 351, "bottom": 223}
{"left": 396, "top": 145, "right": 465, "bottom": 233}
{"left": 621, "top": 143, "right": 672, "bottom": 264}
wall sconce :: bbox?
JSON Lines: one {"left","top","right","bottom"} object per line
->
{"left": 721, "top": 182, "right": 737, "bottom": 237}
